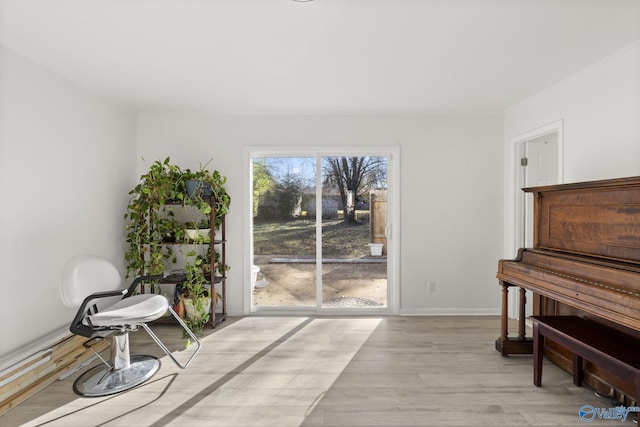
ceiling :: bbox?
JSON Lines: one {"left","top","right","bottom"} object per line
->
{"left": 1, "top": 0, "right": 639, "bottom": 114}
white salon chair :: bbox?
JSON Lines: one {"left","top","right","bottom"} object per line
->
{"left": 60, "top": 255, "right": 201, "bottom": 397}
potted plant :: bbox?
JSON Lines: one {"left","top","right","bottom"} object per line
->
{"left": 183, "top": 163, "right": 231, "bottom": 229}
{"left": 183, "top": 219, "right": 211, "bottom": 242}
{"left": 184, "top": 159, "right": 216, "bottom": 198}
{"left": 181, "top": 251, "right": 211, "bottom": 336}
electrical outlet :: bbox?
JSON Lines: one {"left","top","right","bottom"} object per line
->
{"left": 428, "top": 281, "right": 436, "bottom": 292}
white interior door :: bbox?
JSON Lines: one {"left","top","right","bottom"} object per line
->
{"left": 524, "top": 134, "right": 559, "bottom": 246}
{"left": 522, "top": 132, "right": 559, "bottom": 316}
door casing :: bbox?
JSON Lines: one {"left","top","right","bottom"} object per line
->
{"left": 508, "top": 121, "right": 563, "bottom": 319}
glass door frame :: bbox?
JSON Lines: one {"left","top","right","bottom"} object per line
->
{"left": 243, "top": 146, "right": 400, "bottom": 316}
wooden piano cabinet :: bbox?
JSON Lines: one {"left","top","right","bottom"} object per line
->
{"left": 496, "top": 176, "right": 640, "bottom": 402}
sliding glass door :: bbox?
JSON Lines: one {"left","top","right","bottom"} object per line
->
{"left": 320, "top": 156, "right": 388, "bottom": 309}
{"left": 249, "top": 149, "right": 396, "bottom": 314}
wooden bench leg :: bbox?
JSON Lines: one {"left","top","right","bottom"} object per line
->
{"left": 533, "top": 321, "right": 543, "bottom": 387}
{"left": 572, "top": 353, "right": 583, "bottom": 386}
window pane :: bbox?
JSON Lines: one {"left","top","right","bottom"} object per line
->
{"left": 321, "top": 156, "right": 388, "bottom": 308}
{"left": 252, "top": 157, "right": 316, "bottom": 307}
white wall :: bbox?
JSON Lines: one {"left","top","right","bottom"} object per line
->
{"left": 0, "top": 46, "right": 137, "bottom": 363}
{"left": 503, "top": 41, "right": 640, "bottom": 258}
{"left": 137, "top": 113, "right": 504, "bottom": 316}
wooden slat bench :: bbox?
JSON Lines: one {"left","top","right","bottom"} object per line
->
{"left": 531, "top": 315, "right": 640, "bottom": 403}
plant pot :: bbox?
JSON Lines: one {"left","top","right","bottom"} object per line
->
{"left": 185, "top": 180, "right": 212, "bottom": 199}
{"left": 368, "top": 243, "right": 384, "bottom": 256}
{"left": 185, "top": 228, "right": 211, "bottom": 242}
{"left": 183, "top": 297, "right": 211, "bottom": 321}
{"left": 251, "top": 265, "right": 260, "bottom": 288}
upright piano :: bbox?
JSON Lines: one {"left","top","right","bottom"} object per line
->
{"left": 496, "top": 176, "right": 640, "bottom": 397}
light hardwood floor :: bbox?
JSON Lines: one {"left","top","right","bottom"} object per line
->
{"left": 2, "top": 316, "right": 636, "bottom": 426}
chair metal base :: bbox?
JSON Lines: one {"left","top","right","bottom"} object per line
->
{"left": 73, "top": 355, "right": 160, "bottom": 397}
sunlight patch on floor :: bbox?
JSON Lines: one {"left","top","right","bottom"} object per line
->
{"left": 20, "top": 317, "right": 382, "bottom": 427}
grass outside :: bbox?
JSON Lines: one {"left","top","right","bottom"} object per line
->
{"left": 253, "top": 218, "right": 370, "bottom": 257}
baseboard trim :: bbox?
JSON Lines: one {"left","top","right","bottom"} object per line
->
{"left": 399, "top": 308, "right": 501, "bottom": 316}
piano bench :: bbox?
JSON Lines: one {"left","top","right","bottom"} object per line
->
{"left": 531, "top": 316, "right": 640, "bottom": 402}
